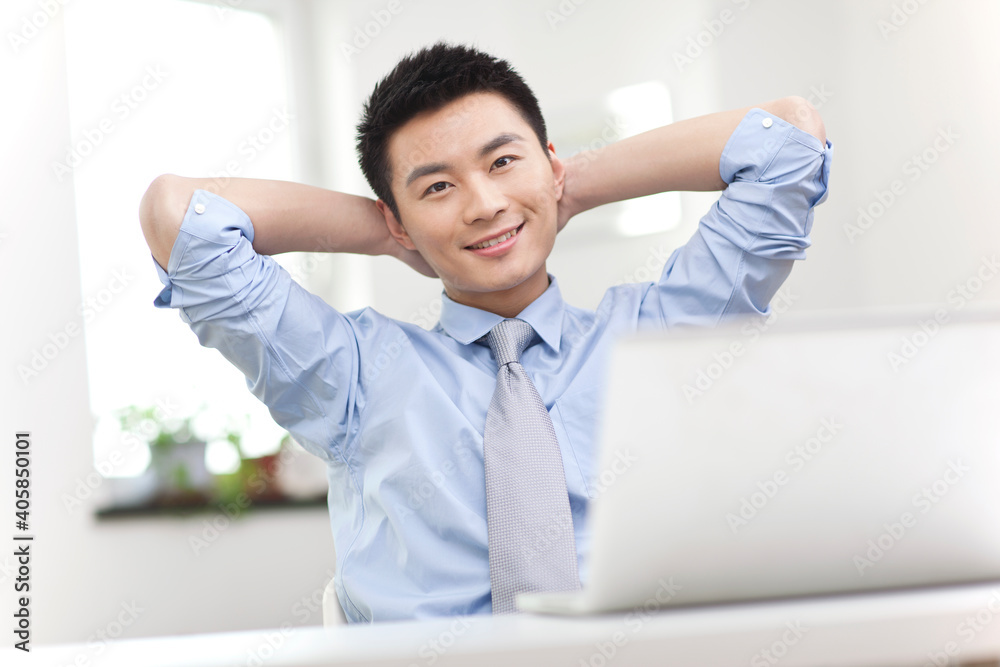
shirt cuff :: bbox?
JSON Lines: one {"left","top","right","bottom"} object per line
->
{"left": 708, "top": 108, "right": 833, "bottom": 252}
{"left": 151, "top": 189, "right": 257, "bottom": 310}
{"left": 720, "top": 107, "right": 833, "bottom": 196}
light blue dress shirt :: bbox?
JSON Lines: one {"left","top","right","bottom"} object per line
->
{"left": 151, "top": 108, "right": 832, "bottom": 622}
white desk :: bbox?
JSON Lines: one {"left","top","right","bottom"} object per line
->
{"left": 22, "top": 583, "right": 1000, "bottom": 667}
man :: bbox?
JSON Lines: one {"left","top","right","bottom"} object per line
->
{"left": 140, "top": 42, "right": 831, "bottom": 623}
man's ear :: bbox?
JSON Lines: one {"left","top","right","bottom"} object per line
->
{"left": 547, "top": 141, "right": 566, "bottom": 202}
{"left": 375, "top": 199, "right": 416, "bottom": 251}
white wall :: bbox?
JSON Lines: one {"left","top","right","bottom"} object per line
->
{"left": 331, "top": 0, "right": 1000, "bottom": 319}
{"left": 2, "top": 0, "right": 997, "bottom": 649}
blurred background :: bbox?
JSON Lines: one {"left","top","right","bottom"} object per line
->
{"left": 1, "top": 0, "right": 997, "bottom": 647}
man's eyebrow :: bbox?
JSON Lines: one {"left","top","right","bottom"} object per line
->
{"left": 403, "top": 133, "right": 527, "bottom": 189}
{"left": 477, "top": 132, "right": 525, "bottom": 158}
{"left": 405, "top": 162, "right": 449, "bottom": 189}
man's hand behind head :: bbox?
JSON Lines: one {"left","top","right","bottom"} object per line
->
{"left": 394, "top": 244, "right": 438, "bottom": 279}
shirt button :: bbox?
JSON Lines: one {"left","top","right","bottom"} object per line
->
{"left": 194, "top": 203, "right": 206, "bottom": 214}
{"left": 762, "top": 117, "right": 773, "bottom": 128}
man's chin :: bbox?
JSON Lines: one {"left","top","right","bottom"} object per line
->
{"left": 443, "top": 264, "right": 548, "bottom": 299}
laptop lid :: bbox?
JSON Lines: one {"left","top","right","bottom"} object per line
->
{"left": 519, "top": 305, "right": 1000, "bottom": 614}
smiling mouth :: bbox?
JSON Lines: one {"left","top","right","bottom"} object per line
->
{"left": 466, "top": 223, "right": 524, "bottom": 250}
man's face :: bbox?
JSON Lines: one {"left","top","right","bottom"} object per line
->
{"left": 379, "top": 91, "right": 564, "bottom": 312}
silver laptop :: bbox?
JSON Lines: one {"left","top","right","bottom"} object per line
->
{"left": 517, "top": 305, "right": 1000, "bottom": 614}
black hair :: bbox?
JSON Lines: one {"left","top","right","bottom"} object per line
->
{"left": 356, "top": 41, "right": 549, "bottom": 221}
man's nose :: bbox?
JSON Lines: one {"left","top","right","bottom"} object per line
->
{"left": 462, "top": 174, "right": 508, "bottom": 224}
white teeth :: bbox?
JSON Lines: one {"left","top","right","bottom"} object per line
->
{"left": 471, "top": 227, "right": 519, "bottom": 250}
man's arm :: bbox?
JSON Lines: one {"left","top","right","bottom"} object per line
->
{"left": 557, "top": 96, "right": 825, "bottom": 226}
{"left": 555, "top": 96, "right": 832, "bottom": 326}
{"left": 139, "top": 175, "right": 434, "bottom": 276}
{"left": 140, "top": 185, "right": 386, "bottom": 463}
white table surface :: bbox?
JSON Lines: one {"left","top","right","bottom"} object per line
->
{"left": 15, "top": 582, "right": 1000, "bottom": 667}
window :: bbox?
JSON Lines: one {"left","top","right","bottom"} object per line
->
{"left": 547, "top": 80, "right": 681, "bottom": 245}
{"left": 63, "top": 0, "right": 319, "bottom": 507}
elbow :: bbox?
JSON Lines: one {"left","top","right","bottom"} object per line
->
{"left": 139, "top": 173, "right": 188, "bottom": 269}
{"left": 776, "top": 95, "right": 826, "bottom": 146}
{"left": 139, "top": 174, "right": 181, "bottom": 231}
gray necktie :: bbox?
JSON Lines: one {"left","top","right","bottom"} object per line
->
{"left": 482, "top": 318, "right": 580, "bottom": 614}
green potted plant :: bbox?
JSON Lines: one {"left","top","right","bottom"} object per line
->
{"left": 214, "top": 430, "right": 286, "bottom": 505}
{"left": 116, "top": 405, "right": 214, "bottom": 507}
{"left": 115, "top": 405, "right": 304, "bottom": 511}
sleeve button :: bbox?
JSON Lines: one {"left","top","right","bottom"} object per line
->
{"left": 194, "top": 203, "right": 206, "bottom": 214}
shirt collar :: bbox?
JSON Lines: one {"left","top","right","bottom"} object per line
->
{"left": 438, "top": 274, "right": 565, "bottom": 352}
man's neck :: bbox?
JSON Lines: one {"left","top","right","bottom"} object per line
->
{"left": 446, "top": 267, "right": 550, "bottom": 318}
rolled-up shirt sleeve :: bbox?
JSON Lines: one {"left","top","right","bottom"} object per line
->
{"left": 151, "top": 189, "right": 358, "bottom": 462}
{"left": 644, "top": 107, "right": 833, "bottom": 326}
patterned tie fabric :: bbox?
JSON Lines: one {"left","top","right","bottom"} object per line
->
{"left": 481, "top": 318, "right": 581, "bottom": 614}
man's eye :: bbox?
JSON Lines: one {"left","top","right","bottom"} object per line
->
{"left": 493, "top": 156, "right": 515, "bottom": 169}
{"left": 425, "top": 182, "right": 449, "bottom": 195}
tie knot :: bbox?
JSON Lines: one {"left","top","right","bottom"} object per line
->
{"left": 485, "top": 318, "right": 535, "bottom": 367}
